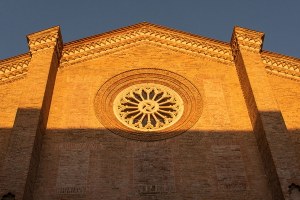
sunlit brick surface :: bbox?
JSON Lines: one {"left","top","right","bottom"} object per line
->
{"left": 0, "top": 23, "right": 299, "bottom": 200}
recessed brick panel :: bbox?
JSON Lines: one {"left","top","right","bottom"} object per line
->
{"left": 56, "top": 145, "right": 90, "bottom": 195}
{"left": 212, "top": 145, "right": 247, "bottom": 191}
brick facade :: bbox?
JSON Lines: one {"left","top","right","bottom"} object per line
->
{"left": 0, "top": 23, "right": 299, "bottom": 200}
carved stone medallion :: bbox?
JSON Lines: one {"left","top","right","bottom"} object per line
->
{"left": 113, "top": 83, "right": 184, "bottom": 131}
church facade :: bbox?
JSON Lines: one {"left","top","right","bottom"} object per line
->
{"left": 0, "top": 22, "right": 299, "bottom": 200}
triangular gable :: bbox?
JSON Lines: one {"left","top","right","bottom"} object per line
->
{"left": 60, "top": 22, "right": 233, "bottom": 68}
{"left": 1, "top": 22, "right": 300, "bottom": 84}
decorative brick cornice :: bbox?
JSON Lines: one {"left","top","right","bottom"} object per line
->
{"left": 0, "top": 53, "right": 31, "bottom": 85}
{"left": 231, "top": 27, "right": 300, "bottom": 81}
{"left": 262, "top": 51, "right": 300, "bottom": 81}
{"left": 1, "top": 23, "right": 300, "bottom": 85}
{"left": 60, "top": 23, "right": 233, "bottom": 68}
{"left": 231, "top": 26, "right": 264, "bottom": 59}
{"left": 27, "top": 26, "right": 63, "bottom": 58}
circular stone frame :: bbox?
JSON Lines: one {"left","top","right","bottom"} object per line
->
{"left": 94, "top": 68, "right": 203, "bottom": 141}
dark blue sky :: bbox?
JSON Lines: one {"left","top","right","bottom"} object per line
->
{"left": 0, "top": 0, "right": 299, "bottom": 59}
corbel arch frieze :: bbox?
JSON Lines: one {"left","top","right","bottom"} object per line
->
{"left": 0, "top": 53, "right": 31, "bottom": 85}
{"left": 1, "top": 23, "right": 300, "bottom": 85}
{"left": 262, "top": 51, "right": 300, "bottom": 81}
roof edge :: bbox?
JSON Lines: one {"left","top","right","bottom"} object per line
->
{"left": 63, "top": 22, "right": 230, "bottom": 48}
{"left": 1, "top": 23, "right": 300, "bottom": 84}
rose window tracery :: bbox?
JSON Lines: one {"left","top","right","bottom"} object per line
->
{"left": 94, "top": 68, "right": 202, "bottom": 140}
{"left": 113, "top": 83, "right": 184, "bottom": 131}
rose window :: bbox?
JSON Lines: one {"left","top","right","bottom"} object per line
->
{"left": 113, "top": 83, "right": 184, "bottom": 131}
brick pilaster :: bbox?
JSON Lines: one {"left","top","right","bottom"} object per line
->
{"left": 231, "top": 27, "right": 298, "bottom": 199}
{"left": 0, "top": 26, "right": 63, "bottom": 200}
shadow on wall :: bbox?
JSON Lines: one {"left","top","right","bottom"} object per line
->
{"left": 289, "top": 183, "right": 300, "bottom": 200}
{"left": 1, "top": 192, "right": 15, "bottom": 200}
{"left": 0, "top": 109, "right": 300, "bottom": 200}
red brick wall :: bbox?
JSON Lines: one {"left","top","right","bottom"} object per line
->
{"left": 2, "top": 25, "right": 299, "bottom": 200}
{"left": 268, "top": 75, "right": 300, "bottom": 178}
{"left": 0, "top": 27, "right": 61, "bottom": 200}
{"left": 0, "top": 79, "right": 26, "bottom": 170}
{"left": 33, "top": 44, "right": 271, "bottom": 200}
